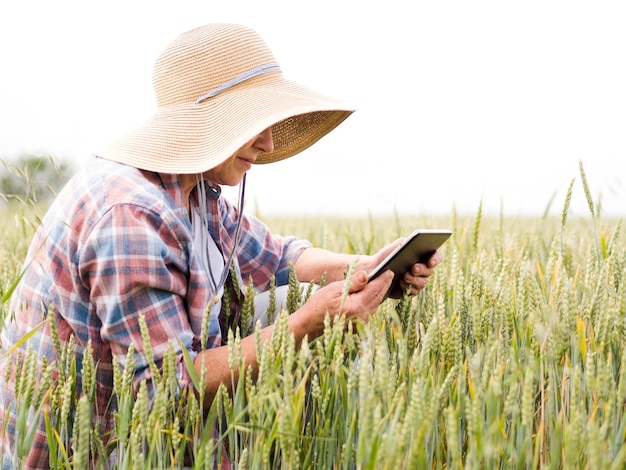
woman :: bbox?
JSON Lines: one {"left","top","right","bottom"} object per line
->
{"left": 0, "top": 23, "right": 442, "bottom": 468}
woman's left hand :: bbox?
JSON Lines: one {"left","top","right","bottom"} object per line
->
{"left": 397, "top": 250, "right": 443, "bottom": 296}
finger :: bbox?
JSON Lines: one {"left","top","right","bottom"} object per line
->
{"left": 362, "top": 270, "right": 393, "bottom": 293}
{"left": 410, "top": 251, "right": 442, "bottom": 276}
{"left": 428, "top": 250, "right": 444, "bottom": 268}
{"left": 348, "top": 271, "right": 369, "bottom": 293}
{"left": 410, "top": 263, "right": 432, "bottom": 277}
{"left": 400, "top": 273, "right": 429, "bottom": 295}
{"left": 355, "top": 271, "right": 393, "bottom": 309}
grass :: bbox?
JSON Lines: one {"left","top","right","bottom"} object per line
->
{"left": 2, "top": 174, "right": 626, "bottom": 468}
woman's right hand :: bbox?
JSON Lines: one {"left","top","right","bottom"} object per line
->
{"left": 288, "top": 269, "right": 394, "bottom": 341}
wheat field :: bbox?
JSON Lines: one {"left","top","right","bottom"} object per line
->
{"left": 1, "top": 174, "right": 626, "bottom": 468}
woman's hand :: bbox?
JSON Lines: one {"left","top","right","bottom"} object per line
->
{"left": 363, "top": 239, "right": 444, "bottom": 297}
{"left": 289, "top": 269, "right": 394, "bottom": 340}
{"left": 397, "top": 249, "right": 443, "bottom": 296}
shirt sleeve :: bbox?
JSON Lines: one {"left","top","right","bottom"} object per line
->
{"left": 77, "top": 202, "right": 196, "bottom": 396}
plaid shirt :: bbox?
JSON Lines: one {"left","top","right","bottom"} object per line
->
{"left": 0, "top": 157, "right": 310, "bottom": 468}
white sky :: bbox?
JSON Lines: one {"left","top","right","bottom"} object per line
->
{"left": 1, "top": 1, "right": 625, "bottom": 218}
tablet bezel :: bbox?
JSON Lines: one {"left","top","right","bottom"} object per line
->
{"left": 367, "top": 229, "right": 452, "bottom": 299}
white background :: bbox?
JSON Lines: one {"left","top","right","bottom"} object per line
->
{"left": 1, "top": 1, "right": 625, "bottom": 218}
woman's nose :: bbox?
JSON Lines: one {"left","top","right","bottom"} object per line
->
{"left": 255, "top": 127, "right": 274, "bottom": 153}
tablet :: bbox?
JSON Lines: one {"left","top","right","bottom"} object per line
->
{"left": 367, "top": 229, "right": 452, "bottom": 299}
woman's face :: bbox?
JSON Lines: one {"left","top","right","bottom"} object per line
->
{"left": 204, "top": 127, "right": 274, "bottom": 186}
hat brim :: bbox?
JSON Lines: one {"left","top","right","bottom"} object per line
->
{"left": 97, "top": 74, "right": 354, "bottom": 174}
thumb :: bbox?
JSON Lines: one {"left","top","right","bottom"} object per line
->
{"left": 348, "top": 271, "right": 369, "bottom": 293}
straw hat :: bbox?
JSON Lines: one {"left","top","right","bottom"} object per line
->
{"left": 97, "top": 23, "right": 354, "bottom": 174}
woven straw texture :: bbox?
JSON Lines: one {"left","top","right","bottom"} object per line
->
{"left": 97, "top": 23, "right": 354, "bottom": 174}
